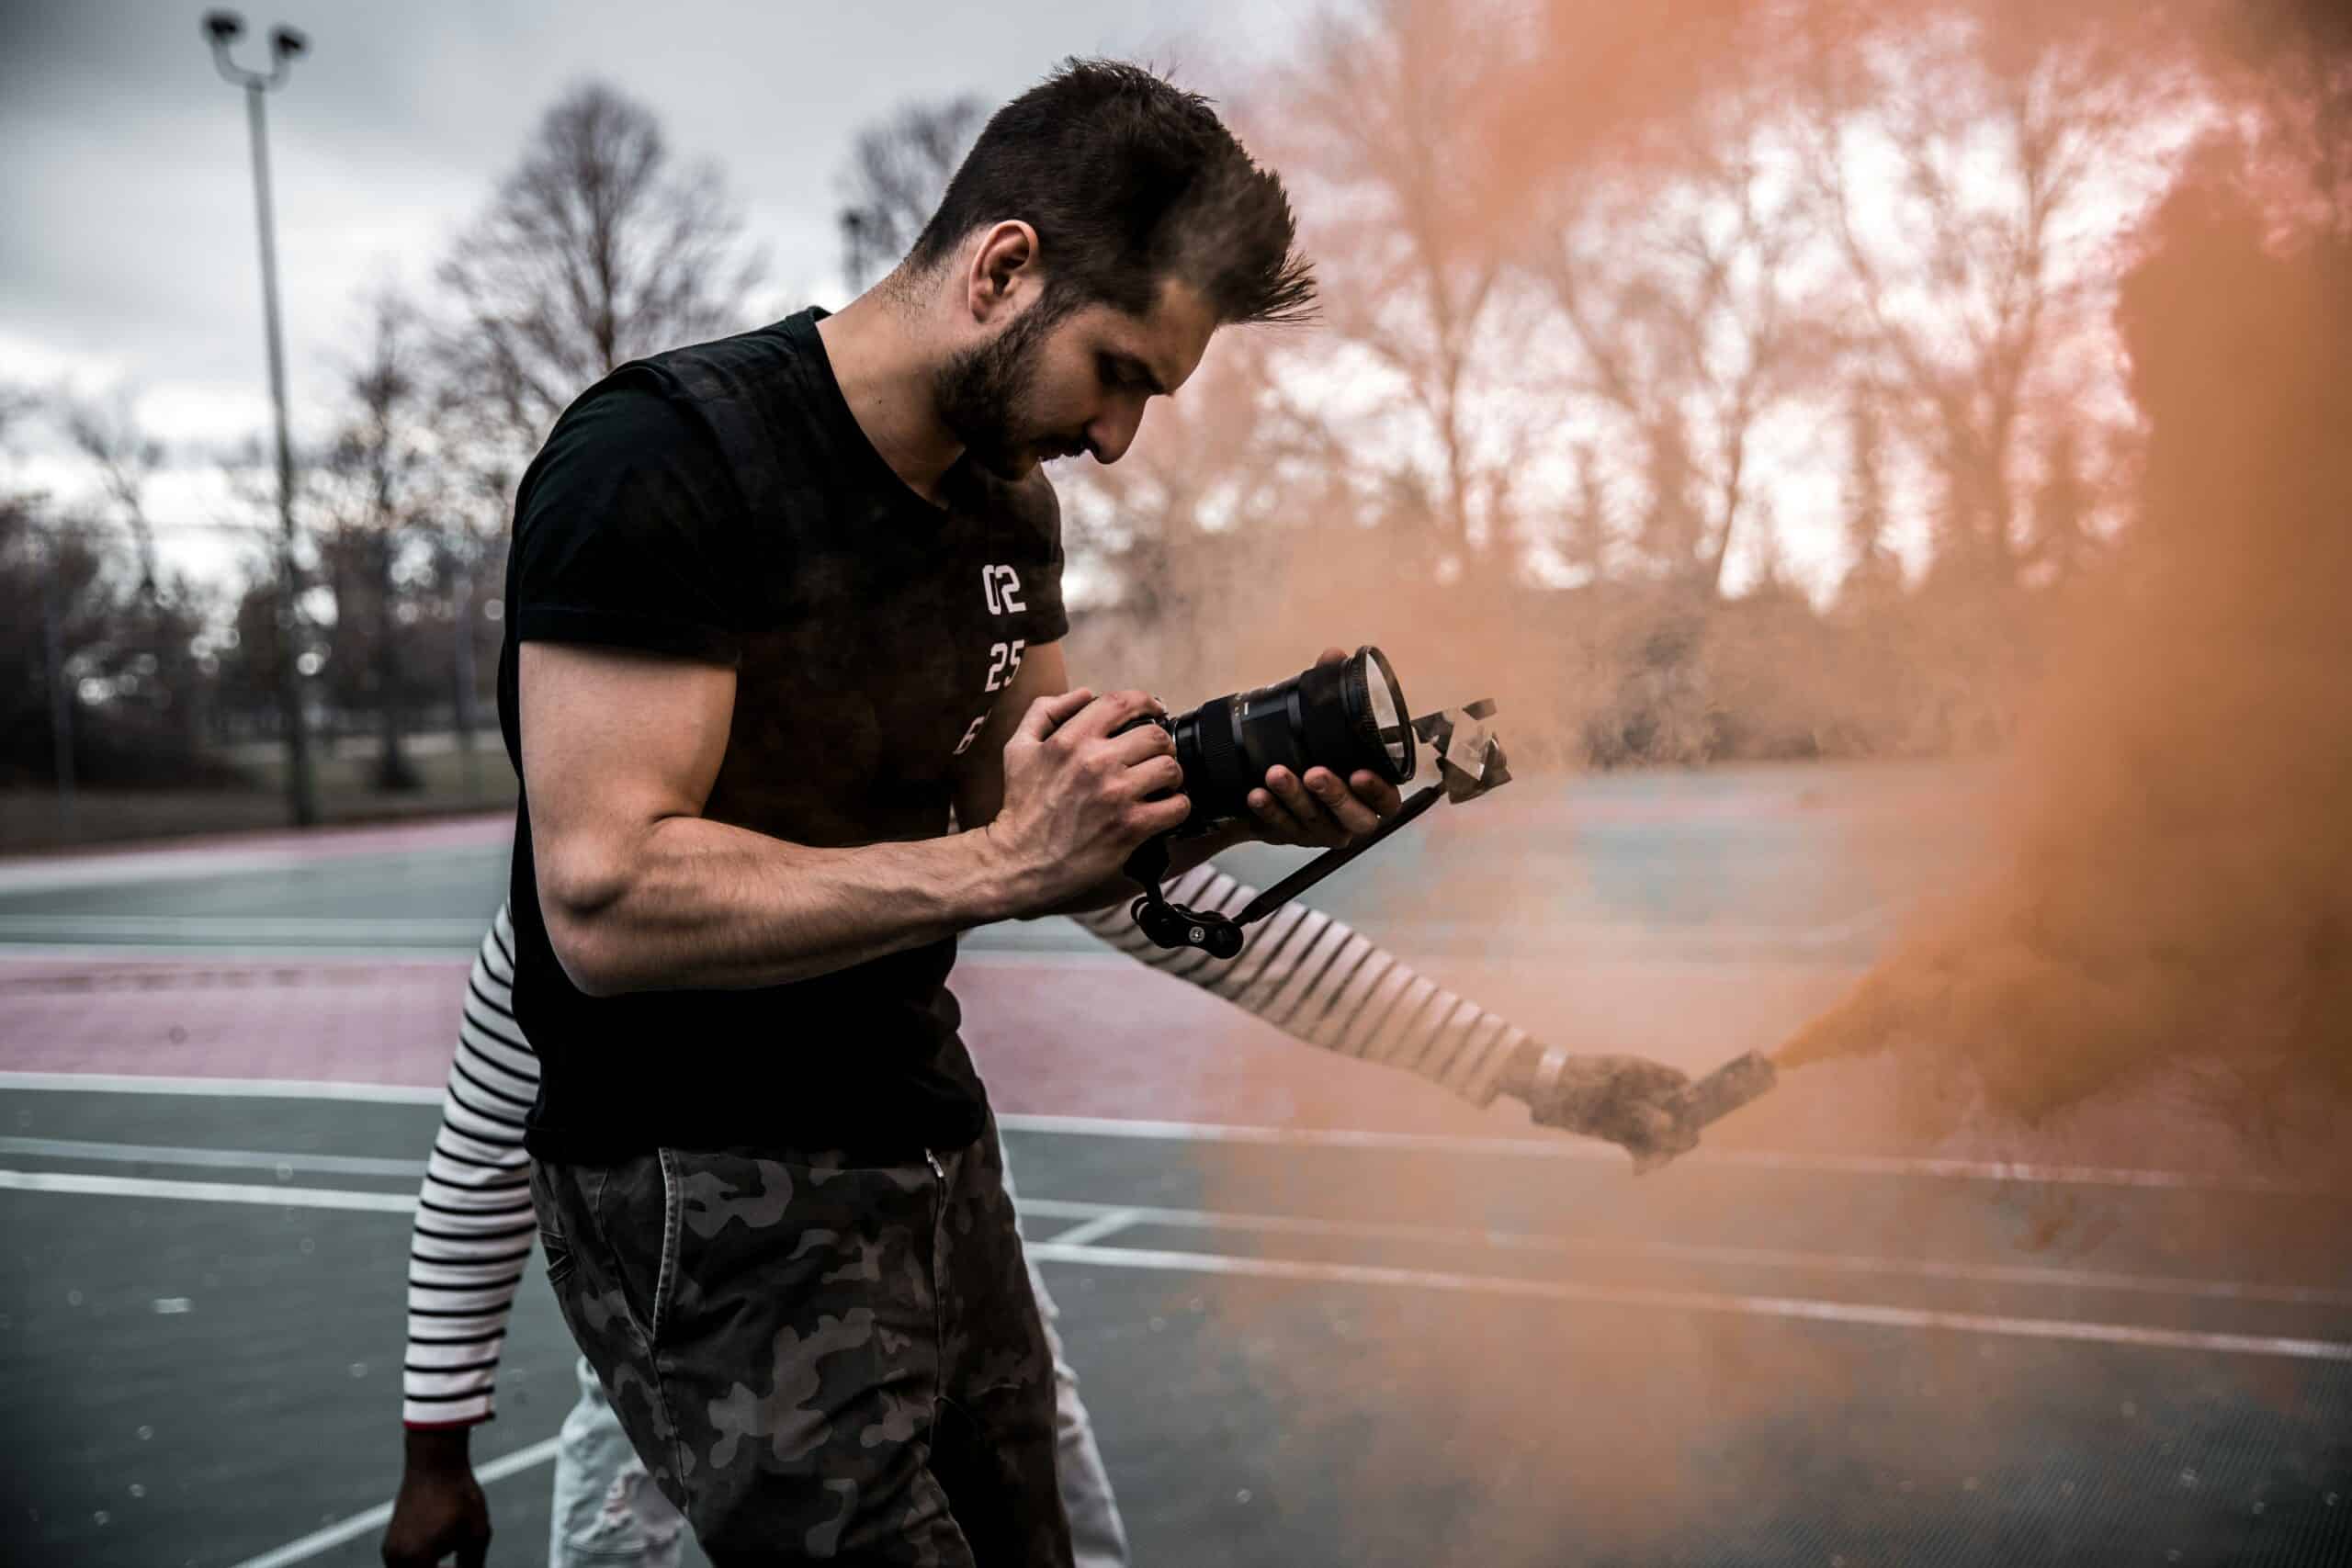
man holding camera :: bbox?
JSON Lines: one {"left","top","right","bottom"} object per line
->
{"left": 475, "top": 60, "right": 1697, "bottom": 1566}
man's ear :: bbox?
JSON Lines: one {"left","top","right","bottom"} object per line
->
{"left": 966, "top": 220, "right": 1040, "bottom": 325}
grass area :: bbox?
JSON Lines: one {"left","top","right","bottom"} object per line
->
{"left": 0, "top": 742, "right": 516, "bottom": 854}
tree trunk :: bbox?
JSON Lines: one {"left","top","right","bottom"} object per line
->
{"left": 374, "top": 540, "right": 421, "bottom": 792}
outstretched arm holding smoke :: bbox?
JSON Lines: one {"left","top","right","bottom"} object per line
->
{"left": 1072, "top": 860, "right": 1699, "bottom": 1160}
{"left": 956, "top": 642, "right": 1698, "bottom": 1158}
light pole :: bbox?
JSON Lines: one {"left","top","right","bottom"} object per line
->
{"left": 204, "top": 10, "right": 318, "bottom": 827}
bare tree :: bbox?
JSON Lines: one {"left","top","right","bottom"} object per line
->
{"left": 2020, "top": 422, "right": 2098, "bottom": 581}
{"left": 438, "top": 82, "right": 764, "bottom": 455}
{"left": 837, "top": 96, "right": 985, "bottom": 290}
{"left": 316, "top": 291, "right": 436, "bottom": 791}
{"left": 60, "top": 388, "right": 166, "bottom": 601}
{"left": 55, "top": 388, "right": 218, "bottom": 761}
{"left": 1838, "top": 384, "right": 1899, "bottom": 598}
{"left": 1269, "top": 0, "right": 1520, "bottom": 563}
{"left": 1803, "top": 21, "right": 2158, "bottom": 591}
{"left": 1523, "top": 82, "right": 1818, "bottom": 597}
{"left": 1559, "top": 443, "right": 1611, "bottom": 583}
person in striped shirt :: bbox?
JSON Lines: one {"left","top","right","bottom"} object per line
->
{"left": 383, "top": 874, "right": 1695, "bottom": 1567}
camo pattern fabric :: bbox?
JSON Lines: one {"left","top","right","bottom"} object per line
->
{"left": 530, "top": 1113, "right": 1071, "bottom": 1567}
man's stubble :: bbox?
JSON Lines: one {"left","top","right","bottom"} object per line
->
{"left": 933, "top": 298, "right": 1080, "bottom": 481}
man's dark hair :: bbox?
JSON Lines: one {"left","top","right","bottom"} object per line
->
{"left": 907, "top": 59, "right": 1316, "bottom": 327}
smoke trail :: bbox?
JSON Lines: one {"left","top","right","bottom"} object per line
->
{"left": 1114, "top": 7, "right": 2352, "bottom": 1560}
{"left": 1777, "top": 171, "right": 2352, "bottom": 1165}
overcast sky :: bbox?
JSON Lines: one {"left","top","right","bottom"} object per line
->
{"left": 0, "top": 0, "right": 1301, "bottom": 581}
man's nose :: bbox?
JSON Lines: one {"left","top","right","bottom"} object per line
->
{"left": 1085, "top": 399, "right": 1148, "bottom": 465}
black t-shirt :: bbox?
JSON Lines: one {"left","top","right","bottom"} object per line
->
{"left": 497, "top": 309, "right": 1068, "bottom": 1164}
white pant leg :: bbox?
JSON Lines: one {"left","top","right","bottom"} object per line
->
{"left": 1002, "top": 1140, "right": 1132, "bottom": 1568}
{"left": 550, "top": 1354, "right": 687, "bottom": 1568}
{"left": 1023, "top": 1248, "right": 1132, "bottom": 1568}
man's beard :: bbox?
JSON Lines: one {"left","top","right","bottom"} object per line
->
{"left": 933, "top": 301, "right": 1078, "bottom": 481}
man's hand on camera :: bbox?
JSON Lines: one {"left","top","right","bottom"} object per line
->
{"left": 1242, "top": 647, "right": 1406, "bottom": 849}
{"left": 1246, "top": 764, "right": 1403, "bottom": 848}
{"left": 986, "top": 686, "right": 1193, "bottom": 908}
{"left": 1506, "top": 1046, "right": 1701, "bottom": 1164}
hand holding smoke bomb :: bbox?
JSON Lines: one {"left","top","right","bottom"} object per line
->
{"left": 1505, "top": 1045, "right": 1702, "bottom": 1161}
{"left": 1500, "top": 1044, "right": 1777, "bottom": 1168}
{"left": 1628, "top": 1051, "right": 1780, "bottom": 1173}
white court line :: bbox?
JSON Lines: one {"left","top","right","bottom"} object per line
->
{"left": 0, "top": 1070, "right": 440, "bottom": 1103}
{"left": 0, "top": 1072, "right": 2314, "bottom": 1193}
{"left": 994, "top": 1111, "right": 2320, "bottom": 1195}
{"left": 5, "top": 1140, "right": 2337, "bottom": 1308}
{"left": 1025, "top": 1241, "right": 2352, "bottom": 1364}
{"left": 226, "top": 1435, "right": 560, "bottom": 1568}
{"left": 10, "top": 1166, "right": 2347, "bottom": 1362}
{"left": 1045, "top": 1207, "right": 1145, "bottom": 1247}
{"left": 0, "top": 943, "right": 480, "bottom": 964}
{"left": 0, "top": 1135, "right": 426, "bottom": 1179}
{"left": 0, "top": 1168, "right": 415, "bottom": 1213}
{"left": 0, "top": 914, "right": 492, "bottom": 945}
{"left": 0, "top": 823, "right": 505, "bottom": 898}
{"left": 1009, "top": 1197, "right": 2352, "bottom": 1308}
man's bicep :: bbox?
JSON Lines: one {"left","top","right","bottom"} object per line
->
{"left": 518, "top": 640, "right": 735, "bottom": 913}
{"left": 951, "top": 639, "right": 1069, "bottom": 829}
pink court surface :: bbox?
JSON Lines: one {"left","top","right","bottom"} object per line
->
{"left": 0, "top": 800, "right": 2285, "bottom": 1172}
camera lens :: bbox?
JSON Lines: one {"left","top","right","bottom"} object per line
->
{"left": 1163, "top": 646, "right": 1414, "bottom": 827}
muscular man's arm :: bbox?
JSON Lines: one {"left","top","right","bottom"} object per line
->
{"left": 522, "top": 641, "right": 1179, "bottom": 996}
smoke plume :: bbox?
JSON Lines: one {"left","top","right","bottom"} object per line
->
{"left": 1776, "top": 175, "right": 2352, "bottom": 1169}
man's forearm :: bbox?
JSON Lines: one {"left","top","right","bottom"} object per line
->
{"left": 547, "top": 816, "right": 1024, "bottom": 995}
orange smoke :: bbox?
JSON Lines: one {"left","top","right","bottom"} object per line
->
{"left": 1777, "top": 172, "right": 2352, "bottom": 1161}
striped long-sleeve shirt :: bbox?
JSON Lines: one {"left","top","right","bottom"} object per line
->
{"left": 403, "top": 902, "right": 541, "bottom": 1427}
{"left": 403, "top": 866, "right": 1531, "bottom": 1426}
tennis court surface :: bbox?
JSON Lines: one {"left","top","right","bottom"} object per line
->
{"left": 4, "top": 764, "right": 2346, "bottom": 1566}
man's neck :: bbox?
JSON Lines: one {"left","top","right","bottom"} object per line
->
{"left": 814, "top": 290, "right": 962, "bottom": 505}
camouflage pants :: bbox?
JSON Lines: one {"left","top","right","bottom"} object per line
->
{"left": 531, "top": 1115, "right": 1072, "bottom": 1567}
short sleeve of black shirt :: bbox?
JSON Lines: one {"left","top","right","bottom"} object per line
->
{"left": 508, "top": 369, "right": 747, "bottom": 666}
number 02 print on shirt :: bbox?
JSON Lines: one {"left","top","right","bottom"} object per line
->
{"left": 953, "top": 565, "right": 1029, "bottom": 757}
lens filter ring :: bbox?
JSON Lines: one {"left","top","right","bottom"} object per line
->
{"left": 1344, "top": 646, "right": 1415, "bottom": 784}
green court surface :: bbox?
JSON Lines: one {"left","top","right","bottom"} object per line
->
{"left": 2, "top": 762, "right": 2346, "bottom": 1565}
{"left": 4, "top": 1079, "right": 2347, "bottom": 1567}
